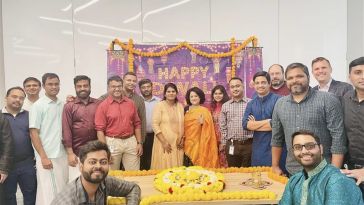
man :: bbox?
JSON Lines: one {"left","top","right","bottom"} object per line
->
{"left": 138, "top": 79, "right": 160, "bottom": 170}
{"left": 243, "top": 71, "right": 280, "bottom": 166}
{"left": 2, "top": 87, "right": 37, "bottom": 205}
{"left": 62, "top": 75, "right": 100, "bottom": 181}
{"left": 22, "top": 77, "right": 41, "bottom": 111}
{"left": 271, "top": 63, "right": 347, "bottom": 175}
{"left": 341, "top": 56, "right": 364, "bottom": 198}
{"left": 268, "top": 64, "right": 290, "bottom": 96}
{"left": 0, "top": 113, "right": 14, "bottom": 204}
{"left": 220, "top": 77, "right": 253, "bottom": 167}
{"left": 279, "top": 130, "right": 363, "bottom": 205}
{"left": 51, "top": 140, "right": 141, "bottom": 205}
{"left": 122, "top": 72, "right": 146, "bottom": 141}
{"left": 99, "top": 72, "right": 146, "bottom": 143}
{"left": 312, "top": 57, "right": 352, "bottom": 97}
{"left": 29, "top": 73, "right": 68, "bottom": 204}
{"left": 95, "top": 75, "right": 143, "bottom": 170}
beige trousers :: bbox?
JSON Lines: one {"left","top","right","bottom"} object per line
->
{"left": 106, "top": 136, "right": 140, "bottom": 170}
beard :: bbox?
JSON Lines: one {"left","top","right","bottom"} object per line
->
{"left": 295, "top": 152, "right": 322, "bottom": 171}
{"left": 82, "top": 168, "right": 108, "bottom": 184}
{"left": 289, "top": 83, "right": 308, "bottom": 95}
{"left": 76, "top": 90, "right": 91, "bottom": 99}
{"left": 271, "top": 79, "right": 284, "bottom": 87}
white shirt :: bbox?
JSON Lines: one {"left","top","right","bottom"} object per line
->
{"left": 318, "top": 78, "right": 332, "bottom": 92}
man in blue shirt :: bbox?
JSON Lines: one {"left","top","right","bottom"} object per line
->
{"left": 243, "top": 71, "right": 280, "bottom": 166}
{"left": 2, "top": 87, "right": 36, "bottom": 205}
{"left": 280, "top": 130, "right": 363, "bottom": 205}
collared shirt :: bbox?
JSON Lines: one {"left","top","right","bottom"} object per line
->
{"left": 29, "top": 95, "right": 65, "bottom": 159}
{"left": 95, "top": 96, "right": 141, "bottom": 137}
{"left": 128, "top": 93, "right": 147, "bottom": 140}
{"left": 318, "top": 78, "right": 332, "bottom": 92}
{"left": 242, "top": 92, "right": 280, "bottom": 166}
{"left": 342, "top": 90, "right": 364, "bottom": 165}
{"left": 2, "top": 108, "right": 34, "bottom": 163}
{"left": 62, "top": 97, "right": 100, "bottom": 156}
{"left": 51, "top": 176, "right": 141, "bottom": 205}
{"left": 219, "top": 97, "right": 253, "bottom": 145}
{"left": 143, "top": 96, "right": 161, "bottom": 133}
{"left": 22, "top": 97, "right": 35, "bottom": 111}
{"left": 271, "top": 88, "right": 347, "bottom": 174}
{"left": 270, "top": 82, "right": 290, "bottom": 96}
{"left": 279, "top": 159, "right": 363, "bottom": 205}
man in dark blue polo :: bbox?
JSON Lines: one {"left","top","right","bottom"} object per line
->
{"left": 2, "top": 87, "right": 36, "bottom": 205}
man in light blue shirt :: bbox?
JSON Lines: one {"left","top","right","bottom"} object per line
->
{"left": 138, "top": 79, "right": 160, "bottom": 170}
{"left": 29, "top": 73, "right": 68, "bottom": 204}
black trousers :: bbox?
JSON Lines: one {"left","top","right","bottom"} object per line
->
{"left": 140, "top": 133, "right": 154, "bottom": 170}
{"left": 225, "top": 138, "right": 252, "bottom": 167}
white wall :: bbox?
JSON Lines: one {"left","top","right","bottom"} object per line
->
{"left": 0, "top": 0, "right": 5, "bottom": 108}
{"left": 0, "top": 0, "right": 352, "bottom": 99}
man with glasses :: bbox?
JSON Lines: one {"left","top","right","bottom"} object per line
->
{"left": 279, "top": 130, "right": 363, "bottom": 205}
{"left": 95, "top": 76, "right": 143, "bottom": 171}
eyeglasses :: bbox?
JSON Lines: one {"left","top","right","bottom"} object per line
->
{"left": 292, "top": 142, "right": 319, "bottom": 151}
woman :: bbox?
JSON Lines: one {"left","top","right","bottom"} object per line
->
{"left": 151, "top": 83, "right": 184, "bottom": 169}
{"left": 210, "top": 85, "right": 229, "bottom": 168}
{"left": 184, "top": 87, "right": 219, "bottom": 168}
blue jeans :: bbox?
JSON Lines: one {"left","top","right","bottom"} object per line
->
{"left": 4, "top": 159, "right": 37, "bottom": 205}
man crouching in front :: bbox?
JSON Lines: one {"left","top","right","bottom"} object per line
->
{"left": 51, "top": 140, "right": 141, "bottom": 205}
{"left": 279, "top": 130, "right": 363, "bottom": 205}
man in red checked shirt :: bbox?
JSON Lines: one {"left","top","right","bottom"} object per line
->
{"left": 95, "top": 75, "right": 143, "bottom": 170}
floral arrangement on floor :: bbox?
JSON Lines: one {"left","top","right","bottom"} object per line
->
{"left": 154, "top": 166, "right": 225, "bottom": 194}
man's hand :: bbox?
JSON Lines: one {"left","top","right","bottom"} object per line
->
{"left": 67, "top": 153, "right": 78, "bottom": 167}
{"left": 0, "top": 173, "right": 8, "bottom": 183}
{"left": 136, "top": 144, "right": 143, "bottom": 157}
{"left": 41, "top": 157, "right": 53, "bottom": 169}
{"left": 341, "top": 168, "right": 364, "bottom": 185}
{"left": 272, "top": 165, "right": 284, "bottom": 176}
{"left": 248, "top": 115, "right": 256, "bottom": 121}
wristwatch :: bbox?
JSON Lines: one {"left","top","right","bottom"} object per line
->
{"left": 137, "top": 141, "right": 143, "bottom": 145}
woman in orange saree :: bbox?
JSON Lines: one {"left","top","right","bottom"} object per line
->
{"left": 184, "top": 87, "right": 219, "bottom": 168}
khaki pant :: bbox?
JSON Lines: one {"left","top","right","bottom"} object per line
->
{"left": 106, "top": 136, "right": 140, "bottom": 170}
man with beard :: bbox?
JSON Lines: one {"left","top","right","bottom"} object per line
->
{"left": 62, "top": 75, "right": 100, "bottom": 181}
{"left": 220, "top": 77, "right": 253, "bottom": 167}
{"left": 29, "top": 73, "right": 68, "bottom": 204}
{"left": 341, "top": 57, "right": 364, "bottom": 198}
{"left": 279, "top": 130, "right": 363, "bottom": 205}
{"left": 268, "top": 64, "right": 290, "bottom": 96}
{"left": 22, "top": 77, "right": 41, "bottom": 111}
{"left": 271, "top": 63, "right": 346, "bottom": 176}
{"left": 138, "top": 79, "right": 160, "bottom": 170}
{"left": 51, "top": 140, "right": 141, "bottom": 205}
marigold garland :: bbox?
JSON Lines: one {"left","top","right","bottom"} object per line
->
{"left": 109, "top": 36, "right": 258, "bottom": 75}
{"left": 108, "top": 190, "right": 276, "bottom": 205}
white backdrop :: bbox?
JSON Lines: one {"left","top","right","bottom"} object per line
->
{"left": 1, "top": 0, "right": 348, "bottom": 101}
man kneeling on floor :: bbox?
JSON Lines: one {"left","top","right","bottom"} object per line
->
{"left": 51, "top": 140, "right": 141, "bottom": 205}
{"left": 279, "top": 130, "right": 363, "bottom": 205}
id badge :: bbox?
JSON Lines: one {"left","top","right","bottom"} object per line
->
{"left": 228, "top": 145, "right": 234, "bottom": 155}
{"left": 109, "top": 145, "right": 115, "bottom": 153}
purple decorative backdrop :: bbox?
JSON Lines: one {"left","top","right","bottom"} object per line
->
{"left": 107, "top": 43, "right": 262, "bottom": 103}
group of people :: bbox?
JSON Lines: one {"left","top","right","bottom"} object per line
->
{"left": 0, "top": 56, "right": 363, "bottom": 204}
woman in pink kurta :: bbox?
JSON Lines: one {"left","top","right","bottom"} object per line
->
{"left": 209, "top": 85, "right": 230, "bottom": 168}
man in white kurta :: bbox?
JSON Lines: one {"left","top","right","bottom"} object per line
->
{"left": 29, "top": 73, "right": 68, "bottom": 205}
